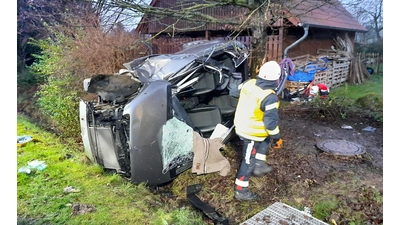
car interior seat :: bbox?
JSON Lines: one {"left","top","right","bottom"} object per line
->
{"left": 206, "top": 71, "right": 242, "bottom": 117}
{"left": 174, "top": 66, "right": 241, "bottom": 137}
{"left": 186, "top": 105, "right": 222, "bottom": 135}
{"left": 207, "top": 94, "right": 238, "bottom": 116}
{"left": 191, "top": 72, "right": 220, "bottom": 96}
{"left": 173, "top": 72, "right": 222, "bottom": 136}
{"left": 171, "top": 96, "right": 195, "bottom": 128}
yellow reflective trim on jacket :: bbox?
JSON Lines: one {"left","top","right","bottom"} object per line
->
{"left": 234, "top": 79, "right": 276, "bottom": 140}
{"left": 266, "top": 126, "right": 280, "bottom": 135}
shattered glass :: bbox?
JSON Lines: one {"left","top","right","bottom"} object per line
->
{"left": 160, "top": 117, "right": 194, "bottom": 174}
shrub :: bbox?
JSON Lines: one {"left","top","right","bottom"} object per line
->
{"left": 36, "top": 77, "right": 80, "bottom": 138}
{"left": 29, "top": 38, "right": 65, "bottom": 81}
{"left": 27, "top": 35, "right": 79, "bottom": 138}
{"left": 17, "top": 69, "right": 40, "bottom": 86}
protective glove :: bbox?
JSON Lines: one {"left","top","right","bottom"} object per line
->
{"left": 272, "top": 138, "right": 283, "bottom": 149}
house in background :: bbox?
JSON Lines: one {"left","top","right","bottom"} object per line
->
{"left": 135, "top": 0, "right": 366, "bottom": 66}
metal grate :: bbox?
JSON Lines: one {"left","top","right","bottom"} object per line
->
{"left": 241, "top": 202, "right": 329, "bottom": 225}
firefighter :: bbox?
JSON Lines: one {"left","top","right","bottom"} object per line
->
{"left": 232, "top": 61, "right": 283, "bottom": 201}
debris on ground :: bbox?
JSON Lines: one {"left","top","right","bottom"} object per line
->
{"left": 341, "top": 125, "right": 353, "bottom": 130}
{"left": 70, "top": 203, "right": 96, "bottom": 215}
{"left": 362, "top": 126, "right": 376, "bottom": 132}
{"left": 186, "top": 184, "right": 229, "bottom": 225}
{"left": 17, "top": 135, "right": 39, "bottom": 147}
{"left": 18, "top": 160, "right": 47, "bottom": 174}
{"left": 63, "top": 186, "right": 81, "bottom": 193}
{"left": 18, "top": 167, "right": 32, "bottom": 174}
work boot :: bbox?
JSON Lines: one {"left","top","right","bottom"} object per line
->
{"left": 234, "top": 191, "right": 258, "bottom": 201}
{"left": 252, "top": 161, "right": 273, "bottom": 177}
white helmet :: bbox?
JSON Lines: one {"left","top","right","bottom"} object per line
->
{"left": 257, "top": 61, "right": 281, "bottom": 81}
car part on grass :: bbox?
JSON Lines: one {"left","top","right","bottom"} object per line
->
{"left": 79, "top": 39, "right": 250, "bottom": 186}
{"left": 187, "top": 184, "right": 229, "bottom": 225}
{"left": 18, "top": 160, "right": 48, "bottom": 174}
{"left": 17, "top": 135, "right": 39, "bottom": 147}
{"left": 316, "top": 139, "right": 366, "bottom": 156}
{"left": 240, "top": 202, "right": 329, "bottom": 225}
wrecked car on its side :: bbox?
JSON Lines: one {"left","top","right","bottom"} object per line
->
{"left": 79, "top": 39, "right": 250, "bottom": 186}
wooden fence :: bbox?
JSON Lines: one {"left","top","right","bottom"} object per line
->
{"left": 356, "top": 52, "right": 381, "bottom": 74}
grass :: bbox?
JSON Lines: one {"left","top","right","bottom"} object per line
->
{"left": 17, "top": 115, "right": 205, "bottom": 225}
{"left": 329, "top": 73, "right": 383, "bottom": 100}
{"left": 281, "top": 72, "right": 384, "bottom": 123}
{"left": 327, "top": 73, "right": 383, "bottom": 122}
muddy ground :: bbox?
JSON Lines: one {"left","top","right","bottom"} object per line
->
{"left": 157, "top": 104, "right": 383, "bottom": 225}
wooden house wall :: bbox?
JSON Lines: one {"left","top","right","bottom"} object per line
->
{"left": 282, "top": 27, "right": 356, "bottom": 58}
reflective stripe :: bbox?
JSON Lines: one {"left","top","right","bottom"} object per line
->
{"left": 235, "top": 179, "right": 249, "bottom": 187}
{"left": 267, "top": 127, "right": 280, "bottom": 135}
{"left": 255, "top": 153, "right": 266, "bottom": 161}
{"left": 244, "top": 141, "right": 254, "bottom": 164}
{"left": 264, "top": 102, "right": 279, "bottom": 111}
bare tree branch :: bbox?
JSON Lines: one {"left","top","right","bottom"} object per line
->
{"left": 340, "top": 0, "right": 382, "bottom": 41}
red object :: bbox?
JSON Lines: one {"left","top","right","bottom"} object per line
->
{"left": 317, "top": 83, "right": 329, "bottom": 91}
{"left": 316, "top": 83, "right": 329, "bottom": 99}
{"left": 303, "top": 80, "right": 315, "bottom": 97}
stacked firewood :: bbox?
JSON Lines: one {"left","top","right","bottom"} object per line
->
{"left": 333, "top": 34, "right": 370, "bottom": 84}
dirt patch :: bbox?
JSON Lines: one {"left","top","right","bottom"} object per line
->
{"left": 158, "top": 104, "right": 383, "bottom": 225}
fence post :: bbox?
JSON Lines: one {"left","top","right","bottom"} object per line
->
{"left": 376, "top": 53, "right": 381, "bottom": 74}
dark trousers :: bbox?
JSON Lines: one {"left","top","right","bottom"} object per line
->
{"left": 235, "top": 136, "right": 270, "bottom": 192}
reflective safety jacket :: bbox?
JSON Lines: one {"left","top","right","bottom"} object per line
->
{"left": 234, "top": 79, "right": 280, "bottom": 141}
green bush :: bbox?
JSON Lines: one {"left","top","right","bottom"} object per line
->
{"left": 18, "top": 54, "right": 45, "bottom": 86}
{"left": 36, "top": 77, "right": 80, "bottom": 138}
{"left": 28, "top": 34, "right": 82, "bottom": 139}
{"left": 17, "top": 69, "right": 40, "bottom": 86}
{"left": 29, "top": 38, "right": 65, "bottom": 81}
